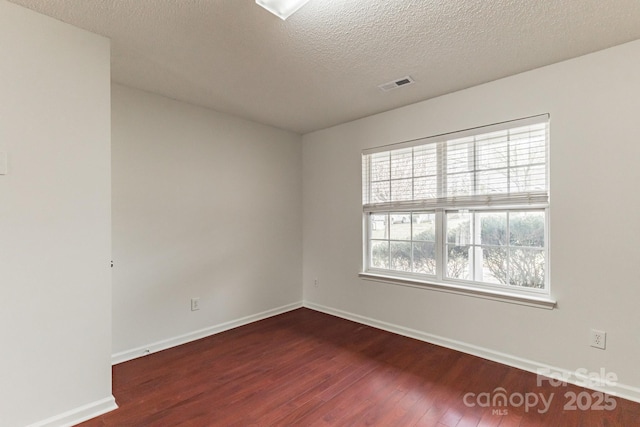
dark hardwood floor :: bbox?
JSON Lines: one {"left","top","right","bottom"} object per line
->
{"left": 78, "top": 308, "right": 640, "bottom": 426}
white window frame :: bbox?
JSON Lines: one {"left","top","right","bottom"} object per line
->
{"left": 360, "top": 115, "right": 555, "bottom": 309}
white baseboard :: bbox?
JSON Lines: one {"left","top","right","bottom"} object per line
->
{"left": 303, "top": 301, "right": 640, "bottom": 404}
{"left": 26, "top": 396, "right": 117, "bottom": 427}
{"left": 112, "top": 301, "right": 303, "bottom": 365}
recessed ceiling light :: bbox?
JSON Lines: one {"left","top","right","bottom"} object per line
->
{"left": 256, "top": 0, "right": 311, "bottom": 20}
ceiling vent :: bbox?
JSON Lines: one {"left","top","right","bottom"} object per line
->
{"left": 378, "top": 76, "right": 415, "bottom": 92}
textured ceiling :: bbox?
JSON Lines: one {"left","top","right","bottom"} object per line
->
{"left": 8, "top": 0, "right": 640, "bottom": 134}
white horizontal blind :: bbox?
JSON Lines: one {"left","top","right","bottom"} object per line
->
{"left": 362, "top": 116, "right": 549, "bottom": 212}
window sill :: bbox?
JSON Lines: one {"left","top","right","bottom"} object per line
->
{"left": 358, "top": 272, "right": 556, "bottom": 310}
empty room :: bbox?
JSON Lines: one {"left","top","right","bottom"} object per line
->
{"left": 2, "top": 0, "right": 640, "bottom": 426}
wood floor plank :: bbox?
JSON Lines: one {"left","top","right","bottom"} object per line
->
{"left": 77, "top": 308, "right": 640, "bottom": 426}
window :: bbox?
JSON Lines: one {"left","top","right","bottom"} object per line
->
{"left": 362, "top": 115, "right": 550, "bottom": 300}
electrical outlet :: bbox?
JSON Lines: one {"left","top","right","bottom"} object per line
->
{"left": 314, "top": 278, "right": 319, "bottom": 288}
{"left": 191, "top": 297, "right": 200, "bottom": 311}
{"left": 590, "top": 329, "right": 606, "bottom": 350}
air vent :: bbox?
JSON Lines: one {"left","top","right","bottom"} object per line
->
{"left": 378, "top": 76, "right": 415, "bottom": 92}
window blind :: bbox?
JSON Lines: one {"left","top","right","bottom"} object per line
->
{"left": 362, "top": 115, "right": 549, "bottom": 212}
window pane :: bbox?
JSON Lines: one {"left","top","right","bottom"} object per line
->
{"left": 391, "top": 148, "right": 413, "bottom": 179}
{"left": 447, "top": 245, "right": 470, "bottom": 279}
{"left": 446, "top": 172, "right": 472, "bottom": 196}
{"left": 509, "top": 248, "right": 545, "bottom": 288}
{"left": 370, "top": 152, "right": 390, "bottom": 181}
{"left": 414, "top": 145, "right": 437, "bottom": 177}
{"left": 510, "top": 127, "right": 546, "bottom": 166}
{"left": 413, "top": 242, "right": 436, "bottom": 275}
{"left": 390, "top": 213, "right": 411, "bottom": 240}
{"left": 479, "top": 212, "right": 507, "bottom": 246}
{"left": 510, "top": 165, "right": 546, "bottom": 192}
{"left": 370, "top": 213, "right": 387, "bottom": 239}
{"left": 510, "top": 211, "right": 545, "bottom": 247}
{"left": 447, "top": 211, "right": 472, "bottom": 245}
{"left": 413, "top": 213, "right": 435, "bottom": 241}
{"left": 390, "top": 241, "right": 412, "bottom": 272}
{"left": 390, "top": 178, "right": 412, "bottom": 201}
{"left": 414, "top": 176, "right": 437, "bottom": 199}
{"left": 371, "top": 180, "right": 390, "bottom": 203}
{"left": 446, "top": 137, "right": 473, "bottom": 173}
{"left": 370, "top": 240, "right": 389, "bottom": 269}
{"left": 477, "top": 132, "right": 508, "bottom": 170}
{"left": 476, "top": 169, "right": 508, "bottom": 194}
{"left": 481, "top": 247, "right": 508, "bottom": 284}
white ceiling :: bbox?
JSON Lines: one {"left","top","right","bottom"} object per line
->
{"left": 8, "top": 0, "right": 640, "bottom": 134}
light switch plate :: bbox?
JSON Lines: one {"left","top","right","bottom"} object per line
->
{"left": 0, "top": 152, "right": 6, "bottom": 175}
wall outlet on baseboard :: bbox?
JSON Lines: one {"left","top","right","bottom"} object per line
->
{"left": 590, "top": 329, "right": 606, "bottom": 349}
{"left": 191, "top": 297, "right": 200, "bottom": 311}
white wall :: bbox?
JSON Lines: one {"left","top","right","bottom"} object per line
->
{"left": 303, "top": 39, "right": 640, "bottom": 396}
{"left": 111, "top": 85, "right": 303, "bottom": 358}
{"left": 0, "top": 1, "right": 113, "bottom": 426}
